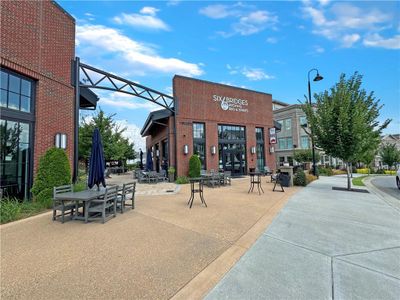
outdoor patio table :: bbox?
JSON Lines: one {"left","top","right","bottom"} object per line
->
{"left": 54, "top": 187, "right": 121, "bottom": 223}
{"left": 248, "top": 172, "right": 264, "bottom": 195}
{"left": 188, "top": 177, "right": 207, "bottom": 209}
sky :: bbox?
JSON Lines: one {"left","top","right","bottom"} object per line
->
{"left": 59, "top": 0, "right": 400, "bottom": 150}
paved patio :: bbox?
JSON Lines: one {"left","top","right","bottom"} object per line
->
{"left": 1, "top": 177, "right": 299, "bottom": 299}
{"left": 206, "top": 176, "right": 400, "bottom": 300}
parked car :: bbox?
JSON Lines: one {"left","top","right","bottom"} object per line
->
{"left": 397, "top": 169, "right": 400, "bottom": 190}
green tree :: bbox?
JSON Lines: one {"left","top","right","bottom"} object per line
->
{"left": 31, "top": 148, "right": 71, "bottom": 207}
{"left": 302, "top": 72, "right": 390, "bottom": 190}
{"left": 293, "top": 149, "right": 321, "bottom": 164}
{"left": 380, "top": 143, "right": 400, "bottom": 168}
{"left": 79, "top": 109, "right": 136, "bottom": 170}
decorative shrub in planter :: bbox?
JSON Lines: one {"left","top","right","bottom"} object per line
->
{"left": 176, "top": 176, "right": 189, "bottom": 184}
{"left": 188, "top": 155, "right": 201, "bottom": 178}
{"left": 168, "top": 166, "right": 176, "bottom": 182}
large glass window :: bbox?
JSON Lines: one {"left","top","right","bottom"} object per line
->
{"left": 299, "top": 116, "right": 307, "bottom": 126}
{"left": 193, "top": 122, "right": 206, "bottom": 169}
{"left": 278, "top": 137, "right": 293, "bottom": 150}
{"left": 300, "top": 135, "right": 309, "bottom": 149}
{"left": 218, "top": 125, "right": 246, "bottom": 175}
{"left": 0, "top": 120, "right": 31, "bottom": 199}
{"left": 1, "top": 69, "right": 35, "bottom": 199}
{"left": 284, "top": 118, "right": 291, "bottom": 131}
{"left": 218, "top": 125, "right": 245, "bottom": 141}
{"left": 256, "top": 127, "right": 265, "bottom": 171}
{"left": 1, "top": 69, "right": 33, "bottom": 112}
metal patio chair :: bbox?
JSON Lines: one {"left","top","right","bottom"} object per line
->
{"left": 223, "top": 171, "right": 232, "bottom": 186}
{"left": 272, "top": 173, "right": 285, "bottom": 192}
{"left": 87, "top": 185, "right": 118, "bottom": 223}
{"left": 117, "top": 182, "right": 136, "bottom": 213}
{"left": 53, "top": 184, "right": 78, "bottom": 223}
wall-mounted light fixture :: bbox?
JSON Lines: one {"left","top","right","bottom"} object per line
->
{"left": 269, "top": 146, "right": 275, "bottom": 153}
{"left": 250, "top": 146, "right": 256, "bottom": 154}
{"left": 211, "top": 145, "right": 216, "bottom": 155}
{"left": 55, "top": 133, "right": 67, "bottom": 149}
{"left": 156, "top": 149, "right": 160, "bottom": 157}
{"left": 183, "top": 144, "right": 189, "bottom": 155}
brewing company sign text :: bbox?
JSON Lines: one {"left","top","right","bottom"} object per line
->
{"left": 213, "top": 94, "right": 249, "bottom": 113}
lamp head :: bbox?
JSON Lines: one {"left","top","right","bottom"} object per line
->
{"left": 313, "top": 73, "right": 323, "bottom": 81}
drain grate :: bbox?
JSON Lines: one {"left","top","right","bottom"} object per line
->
{"left": 166, "top": 190, "right": 174, "bottom": 193}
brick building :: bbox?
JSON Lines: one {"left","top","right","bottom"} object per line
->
{"left": 0, "top": 1, "right": 96, "bottom": 199}
{"left": 141, "top": 76, "right": 278, "bottom": 177}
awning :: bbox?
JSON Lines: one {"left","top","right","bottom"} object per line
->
{"left": 273, "top": 120, "right": 282, "bottom": 132}
{"left": 141, "top": 109, "right": 173, "bottom": 137}
{"left": 80, "top": 87, "right": 99, "bottom": 109}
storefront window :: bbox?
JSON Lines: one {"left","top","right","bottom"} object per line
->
{"left": 193, "top": 123, "right": 206, "bottom": 169}
{"left": 1, "top": 69, "right": 35, "bottom": 199}
{"left": 0, "top": 120, "right": 31, "bottom": 199}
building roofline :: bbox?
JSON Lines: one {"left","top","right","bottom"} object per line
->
{"left": 173, "top": 75, "right": 272, "bottom": 97}
{"left": 52, "top": 1, "right": 75, "bottom": 22}
{"left": 273, "top": 103, "right": 304, "bottom": 113}
{"left": 272, "top": 99, "right": 289, "bottom": 106}
{"left": 140, "top": 108, "right": 172, "bottom": 137}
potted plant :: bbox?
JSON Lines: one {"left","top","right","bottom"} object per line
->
{"left": 168, "top": 166, "right": 176, "bottom": 182}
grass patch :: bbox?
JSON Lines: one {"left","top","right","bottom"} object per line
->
{"left": 352, "top": 175, "right": 368, "bottom": 186}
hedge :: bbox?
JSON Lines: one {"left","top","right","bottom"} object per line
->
{"left": 188, "top": 154, "right": 201, "bottom": 178}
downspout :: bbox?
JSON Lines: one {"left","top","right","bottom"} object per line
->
{"left": 73, "top": 57, "right": 80, "bottom": 183}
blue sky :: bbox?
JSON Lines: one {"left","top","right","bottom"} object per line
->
{"left": 59, "top": 0, "right": 400, "bottom": 150}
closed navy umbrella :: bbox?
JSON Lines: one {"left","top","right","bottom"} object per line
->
{"left": 146, "top": 149, "right": 153, "bottom": 171}
{"left": 88, "top": 128, "right": 106, "bottom": 190}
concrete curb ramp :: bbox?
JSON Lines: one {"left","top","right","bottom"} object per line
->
{"left": 206, "top": 176, "right": 400, "bottom": 300}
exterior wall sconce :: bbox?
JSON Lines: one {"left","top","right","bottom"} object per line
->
{"left": 211, "top": 145, "right": 216, "bottom": 155}
{"left": 55, "top": 133, "right": 67, "bottom": 149}
{"left": 156, "top": 149, "right": 160, "bottom": 157}
{"left": 183, "top": 144, "right": 189, "bottom": 155}
{"left": 269, "top": 146, "right": 275, "bottom": 153}
{"left": 250, "top": 146, "right": 256, "bottom": 154}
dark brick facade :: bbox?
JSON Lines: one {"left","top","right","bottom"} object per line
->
{"left": 1, "top": 0, "right": 75, "bottom": 176}
{"left": 146, "top": 76, "right": 276, "bottom": 177}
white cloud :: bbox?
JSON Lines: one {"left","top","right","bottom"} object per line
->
{"left": 302, "top": 2, "right": 397, "bottom": 49}
{"left": 266, "top": 37, "right": 277, "bottom": 44}
{"left": 97, "top": 91, "right": 160, "bottom": 111}
{"left": 341, "top": 33, "right": 361, "bottom": 48}
{"left": 363, "top": 33, "right": 400, "bottom": 49}
{"left": 318, "top": 0, "right": 330, "bottom": 6}
{"left": 199, "top": 4, "right": 238, "bottom": 19}
{"left": 76, "top": 24, "right": 203, "bottom": 76}
{"left": 200, "top": 3, "right": 278, "bottom": 37}
{"left": 167, "top": 0, "right": 180, "bottom": 6}
{"left": 115, "top": 120, "right": 146, "bottom": 152}
{"left": 164, "top": 86, "right": 173, "bottom": 96}
{"left": 140, "top": 7, "right": 159, "bottom": 16}
{"left": 242, "top": 68, "right": 275, "bottom": 81}
{"left": 114, "top": 14, "right": 169, "bottom": 31}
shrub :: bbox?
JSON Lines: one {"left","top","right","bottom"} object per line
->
{"left": 293, "top": 169, "right": 307, "bottom": 186}
{"left": 332, "top": 169, "right": 347, "bottom": 175}
{"left": 168, "top": 166, "right": 176, "bottom": 174}
{"left": 31, "top": 147, "right": 71, "bottom": 208}
{"left": 176, "top": 176, "right": 189, "bottom": 184}
{"left": 306, "top": 174, "right": 318, "bottom": 184}
{"left": 356, "top": 168, "right": 371, "bottom": 174}
{"left": 374, "top": 169, "right": 385, "bottom": 174}
{"left": 0, "top": 198, "right": 21, "bottom": 224}
{"left": 384, "top": 170, "right": 396, "bottom": 175}
{"left": 188, "top": 154, "right": 201, "bottom": 178}
{"left": 318, "top": 166, "right": 334, "bottom": 176}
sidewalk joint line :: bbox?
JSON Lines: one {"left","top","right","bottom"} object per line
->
{"left": 334, "top": 257, "right": 400, "bottom": 281}
{"left": 333, "top": 246, "right": 400, "bottom": 258}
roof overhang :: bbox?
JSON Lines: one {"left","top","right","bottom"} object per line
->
{"left": 79, "top": 87, "right": 99, "bottom": 110}
{"left": 141, "top": 109, "right": 173, "bottom": 137}
{"left": 274, "top": 120, "right": 282, "bottom": 132}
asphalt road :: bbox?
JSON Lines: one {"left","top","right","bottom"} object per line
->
{"left": 371, "top": 176, "right": 400, "bottom": 200}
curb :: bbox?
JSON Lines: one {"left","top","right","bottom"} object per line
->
{"left": 363, "top": 177, "right": 400, "bottom": 212}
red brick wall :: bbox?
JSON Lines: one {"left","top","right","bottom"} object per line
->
{"left": 173, "top": 76, "right": 276, "bottom": 176}
{"left": 1, "top": 0, "right": 75, "bottom": 176}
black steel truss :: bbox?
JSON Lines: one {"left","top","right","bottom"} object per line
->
{"left": 73, "top": 58, "right": 175, "bottom": 112}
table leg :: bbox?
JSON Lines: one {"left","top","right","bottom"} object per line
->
{"left": 84, "top": 201, "right": 90, "bottom": 223}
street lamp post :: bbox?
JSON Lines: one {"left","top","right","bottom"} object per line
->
{"left": 307, "top": 68, "right": 323, "bottom": 176}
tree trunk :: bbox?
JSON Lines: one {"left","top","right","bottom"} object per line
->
{"left": 346, "top": 162, "right": 351, "bottom": 190}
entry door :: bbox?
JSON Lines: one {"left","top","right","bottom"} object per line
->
{"left": 223, "top": 151, "right": 244, "bottom": 175}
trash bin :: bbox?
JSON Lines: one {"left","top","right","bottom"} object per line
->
{"left": 279, "top": 166, "right": 293, "bottom": 187}
{"left": 279, "top": 173, "right": 291, "bottom": 187}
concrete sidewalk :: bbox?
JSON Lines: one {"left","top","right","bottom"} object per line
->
{"left": 206, "top": 176, "right": 400, "bottom": 300}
